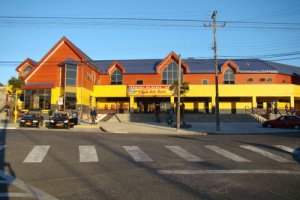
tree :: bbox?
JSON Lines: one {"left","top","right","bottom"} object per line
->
{"left": 7, "top": 77, "right": 24, "bottom": 94}
{"left": 169, "top": 81, "right": 190, "bottom": 97}
{"left": 0, "top": 82, "right": 3, "bottom": 87}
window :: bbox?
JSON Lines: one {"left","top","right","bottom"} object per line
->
{"left": 247, "top": 78, "right": 253, "bottom": 83}
{"left": 224, "top": 68, "right": 235, "bottom": 84}
{"left": 65, "top": 92, "right": 76, "bottom": 110}
{"left": 202, "top": 79, "right": 208, "bottom": 85}
{"left": 282, "top": 79, "right": 287, "bottom": 83}
{"left": 24, "top": 89, "right": 51, "bottom": 110}
{"left": 66, "top": 64, "right": 77, "bottom": 86}
{"left": 136, "top": 80, "right": 143, "bottom": 85}
{"left": 22, "top": 65, "right": 33, "bottom": 77}
{"left": 111, "top": 68, "right": 122, "bottom": 85}
{"left": 162, "top": 62, "right": 183, "bottom": 84}
{"left": 267, "top": 78, "right": 272, "bottom": 82}
{"left": 259, "top": 78, "right": 266, "bottom": 82}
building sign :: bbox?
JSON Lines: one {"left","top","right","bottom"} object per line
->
{"left": 128, "top": 85, "right": 172, "bottom": 96}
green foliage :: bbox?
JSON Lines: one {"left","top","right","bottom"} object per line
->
{"left": 0, "top": 82, "right": 3, "bottom": 87}
{"left": 8, "top": 77, "right": 24, "bottom": 94}
{"left": 169, "top": 81, "right": 190, "bottom": 96}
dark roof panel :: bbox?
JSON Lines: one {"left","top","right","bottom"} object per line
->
{"left": 90, "top": 58, "right": 300, "bottom": 75}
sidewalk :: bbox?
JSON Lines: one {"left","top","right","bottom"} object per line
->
{"left": 1, "top": 120, "right": 299, "bottom": 135}
{"left": 97, "top": 121, "right": 300, "bottom": 135}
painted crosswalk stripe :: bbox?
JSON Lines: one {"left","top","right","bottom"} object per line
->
{"left": 123, "top": 146, "right": 153, "bottom": 162}
{"left": 205, "top": 145, "right": 251, "bottom": 162}
{"left": 165, "top": 146, "right": 203, "bottom": 162}
{"left": 79, "top": 146, "right": 98, "bottom": 162}
{"left": 23, "top": 145, "right": 50, "bottom": 163}
{"left": 273, "top": 145, "right": 300, "bottom": 155}
{"left": 240, "top": 145, "right": 291, "bottom": 162}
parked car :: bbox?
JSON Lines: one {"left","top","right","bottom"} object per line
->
{"left": 19, "top": 112, "right": 42, "bottom": 128}
{"left": 262, "top": 115, "right": 300, "bottom": 129}
{"left": 49, "top": 112, "right": 74, "bottom": 129}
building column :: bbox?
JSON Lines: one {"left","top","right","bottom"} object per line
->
{"left": 129, "top": 96, "right": 135, "bottom": 113}
{"left": 170, "top": 96, "right": 175, "bottom": 107}
{"left": 290, "top": 96, "right": 295, "bottom": 109}
{"left": 252, "top": 96, "right": 257, "bottom": 113}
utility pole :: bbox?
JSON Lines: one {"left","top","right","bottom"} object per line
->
{"left": 176, "top": 55, "right": 181, "bottom": 132}
{"left": 205, "top": 11, "right": 225, "bottom": 132}
{"left": 212, "top": 11, "right": 220, "bottom": 132}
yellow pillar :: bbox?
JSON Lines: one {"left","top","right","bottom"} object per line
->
{"left": 252, "top": 96, "right": 257, "bottom": 108}
{"left": 290, "top": 96, "right": 295, "bottom": 108}
{"left": 170, "top": 96, "right": 175, "bottom": 107}
{"left": 14, "top": 90, "right": 18, "bottom": 124}
{"left": 130, "top": 96, "right": 135, "bottom": 113}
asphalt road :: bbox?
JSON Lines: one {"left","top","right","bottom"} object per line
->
{"left": 0, "top": 129, "right": 300, "bottom": 200}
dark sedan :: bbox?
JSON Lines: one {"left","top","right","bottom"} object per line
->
{"left": 19, "top": 113, "right": 42, "bottom": 128}
{"left": 49, "top": 112, "right": 72, "bottom": 129}
{"left": 262, "top": 115, "right": 300, "bottom": 129}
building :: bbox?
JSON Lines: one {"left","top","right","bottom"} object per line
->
{"left": 15, "top": 36, "right": 300, "bottom": 115}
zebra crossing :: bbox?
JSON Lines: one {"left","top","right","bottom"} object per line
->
{"left": 0, "top": 144, "right": 299, "bottom": 164}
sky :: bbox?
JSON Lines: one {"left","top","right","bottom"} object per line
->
{"left": 1, "top": 0, "right": 300, "bottom": 85}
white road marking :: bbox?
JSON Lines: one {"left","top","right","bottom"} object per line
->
{"left": 123, "top": 146, "right": 153, "bottom": 162}
{"left": 79, "top": 146, "right": 99, "bottom": 162}
{"left": 240, "top": 145, "right": 292, "bottom": 162}
{"left": 157, "top": 169, "right": 300, "bottom": 175}
{"left": 165, "top": 146, "right": 203, "bottom": 162}
{"left": 0, "top": 169, "right": 59, "bottom": 199}
{"left": 23, "top": 145, "right": 50, "bottom": 163}
{"left": 205, "top": 145, "right": 251, "bottom": 162}
{"left": 274, "top": 145, "right": 300, "bottom": 155}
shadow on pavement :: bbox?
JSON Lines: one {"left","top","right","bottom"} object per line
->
{"left": 238, "top": 141, "right": 300, "bottom": 164}
{"left": 0, "top": 119, "right": 16, "bottom": 200}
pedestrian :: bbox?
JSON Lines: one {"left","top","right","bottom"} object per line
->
{"left": 166, "top": 108, "right": 173, "bottom": 125}
{"left": 90, "top": 108, "right": 97, "bottom": 124}
{"left": 285, "top": 104, "right": 289, "bottom": 115}
{"left": 180, "top": 103, "right": 185, "bottom": 125}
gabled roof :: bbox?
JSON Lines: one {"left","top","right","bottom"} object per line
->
{"left": 91, "top": 58, "right": 300, "bottom": 75}
{"left": 16, "top": 58, "right": 38, "bottom": 72}
{"left": 92, "top": 59, "right": 162, "bottom": 74}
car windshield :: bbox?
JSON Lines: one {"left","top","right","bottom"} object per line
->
{"left": 24, "top": 113, "right": 37, "bottom": 118}
{"left": 53, "top": 113, "right": 68, "bottom": 118}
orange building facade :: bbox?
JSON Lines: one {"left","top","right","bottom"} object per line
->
{"left": 15, "top": 37, "right": 300, "bottom": 115}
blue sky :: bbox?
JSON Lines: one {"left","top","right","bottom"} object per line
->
{"left": 1, "top": 0, "right": 300, "bottom": 85}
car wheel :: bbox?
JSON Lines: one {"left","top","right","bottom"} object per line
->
{"left": 293, "top": 125, "right": 300, "bottom": 130}
{"left": 267, "top": 124, "right": 272, "bottom": 128}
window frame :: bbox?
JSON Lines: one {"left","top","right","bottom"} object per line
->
{"left": 110, "top": 68, "right": 123, "bottom": 85}
{"left": 223, "top": 68, "right": 235, "bottom": 84}
{"left": 161, "top": 61, "right": 183, "bottom": 85}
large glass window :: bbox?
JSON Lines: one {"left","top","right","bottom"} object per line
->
{"left": 22, "top": 65, "right": 33, "bottom": 77}
{"left": 224, "top": 68, "right": 235, "bottom": 84}
{"left": 65, "top": 92, "right": 76, "bottom": 110}
{"left": 162, "top": 62, "right": 183, "bottom": 84}
{"left": 66, "top": 64, "right": 77, "bottom": 86}
{"left": 24, "top": 89, "right": 51, "bottom": 110}
{"left": 111, "top": 68, "right": 122, "bottom": 85}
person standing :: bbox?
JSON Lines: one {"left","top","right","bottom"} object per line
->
{"left": 90, "top": 108, "right": 97, "bottom": 124}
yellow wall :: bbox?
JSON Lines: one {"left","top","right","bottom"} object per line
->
{"left": 89, "top": 84, "right": 300, "bottom": 111}
{"left": 93, "top": 85, "right": 127, "bottom": 97}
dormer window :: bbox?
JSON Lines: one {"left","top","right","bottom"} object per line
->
{"left": 162, "top": 62, "right": 183, "bottom": 84}
{"left": 22, "top": 65, "right": 33, "bottom": 77}
{"left": 111, "top": 68, "right": 122, "bottom": 85}
{"left": 224, "top": 68, "right": 235, "bottom": 84}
